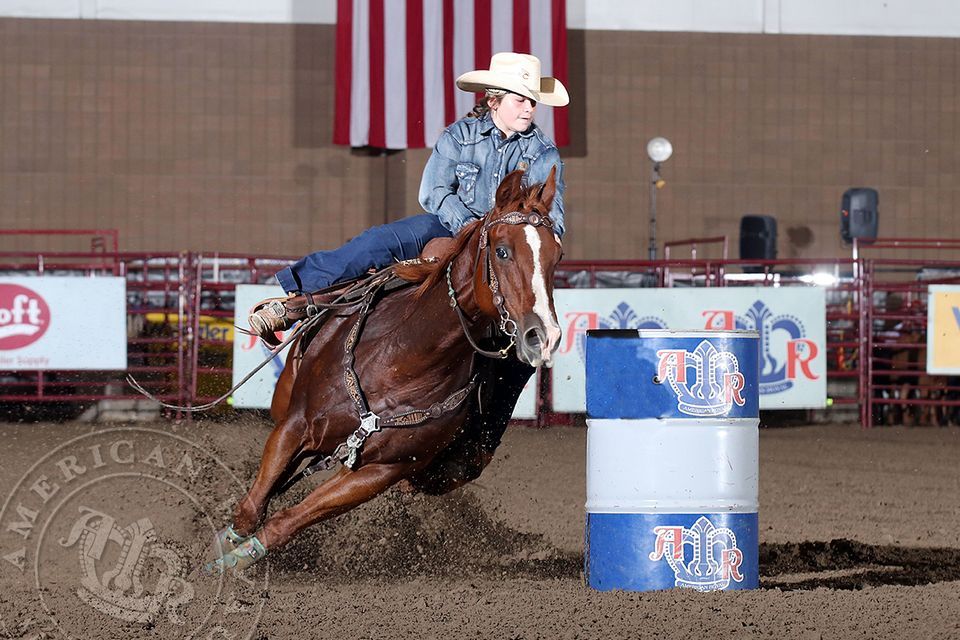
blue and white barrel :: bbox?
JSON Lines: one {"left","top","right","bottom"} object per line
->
{"left": 584, "top": 329, "right": 760, "bottom": 592}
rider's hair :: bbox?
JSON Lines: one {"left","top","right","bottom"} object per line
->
{"left": 467, "top": 89, "right": 505, "bottom": 118}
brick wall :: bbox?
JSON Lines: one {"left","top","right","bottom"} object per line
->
{"left": 1, "top": 18, "right": 958, "bottom": 261}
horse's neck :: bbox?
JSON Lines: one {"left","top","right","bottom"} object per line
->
{"left": 409, "top": 224, "right": 490, "bottom": 330}
{"left": 447, "top": 226, "right": 489, "bottom": 322}
{"left": 383, "top": 243, "right": 483, "bottom": 367}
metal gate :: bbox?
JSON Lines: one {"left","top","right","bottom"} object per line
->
{"left": 855, "top": 238, "right": 960, "bottom": 427}
{"left": 1, "top": 237, "right": 958, "bottom": 427}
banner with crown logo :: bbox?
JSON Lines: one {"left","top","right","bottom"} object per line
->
{"left": 553, "top": 287, "right": 826, "bottom": 411}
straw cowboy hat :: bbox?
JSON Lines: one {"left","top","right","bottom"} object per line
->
{"left": 456, "top": 52, "right": 569, "bottom": 107}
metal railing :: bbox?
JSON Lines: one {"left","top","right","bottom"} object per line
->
{"left": 1, "top": 239, "right": 958, "bottom": 427}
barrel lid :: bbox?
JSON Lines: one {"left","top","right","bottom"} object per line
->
{"left": 587, "top": 329, "right": 759, "bottom": 339}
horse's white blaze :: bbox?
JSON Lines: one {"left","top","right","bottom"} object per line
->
{"left": 523, "top": 226, "right": 561, "bottom": 363}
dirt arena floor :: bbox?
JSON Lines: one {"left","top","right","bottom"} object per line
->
{"left": 0, "top": 417, "right": 958, "bottom": 639}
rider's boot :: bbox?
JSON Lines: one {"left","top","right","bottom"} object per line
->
{"left": 247, "top": 293, "right": 315, "bottom": 346}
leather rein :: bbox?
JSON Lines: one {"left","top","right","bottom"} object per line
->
{"left": 446, "top": 210, "right": 555, "bottom": 359}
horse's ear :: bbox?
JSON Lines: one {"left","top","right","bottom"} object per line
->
{"left": 534, "top": 164, "right": 558, "bottom": 211}
{"left": 495, "top": 170, "right": 525, "bottom": 207}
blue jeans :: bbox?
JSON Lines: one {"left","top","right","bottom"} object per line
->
{"left": 276, "top": 214, "right": 454, "bottom": 293}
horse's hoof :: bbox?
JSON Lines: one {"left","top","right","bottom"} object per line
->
{"left": 203, "top": 536, "right": 267, "bottom": 575}
{"left": 213, "top": 525, "right": 249, "bottom": 557}
{"left": 202, "top": 557, "right": 228, "bottom": 576}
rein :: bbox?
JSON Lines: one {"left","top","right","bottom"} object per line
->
{"left": 446, "top": 210, "right": 555, "bottom": 359}
{"left": 129, "top": 210, "right": 553, "bottom": 488}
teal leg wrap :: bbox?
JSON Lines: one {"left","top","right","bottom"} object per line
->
{"left": 203, "top": 536, "right": 267, "bottom": 575}
{"left": 213, "top": 525, "right": 250, "bottom": 557}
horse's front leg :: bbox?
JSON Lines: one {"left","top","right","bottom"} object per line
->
{"left": 270, "top": 338, "right": 300, "bottom": 424}
{"left": 214, "top": 418, "right": 307, "bottom": 556}
{"left": 209, "top": 461, "right": 416, "bottom": 573}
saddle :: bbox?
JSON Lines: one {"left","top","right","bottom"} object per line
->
{"left": 246, "top": 267, "right": 420, "bottom": 347}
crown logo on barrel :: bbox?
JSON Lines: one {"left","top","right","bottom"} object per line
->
{"left": 649, "top": 516, "right": 745, "bottom": 591}
{"left": 656, "top": 340, "right": 746, "bottom": 416}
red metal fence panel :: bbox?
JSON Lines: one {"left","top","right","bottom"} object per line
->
{"left": 1, "top": 242, "right": 957, "bottom": 427}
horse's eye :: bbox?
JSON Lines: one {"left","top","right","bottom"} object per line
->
{"left": 495, "top": 246, "right": 510, "bottom": 260}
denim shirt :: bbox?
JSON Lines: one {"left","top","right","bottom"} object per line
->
{"left": 418, "top": 113, "right": 566, "bottom": 237}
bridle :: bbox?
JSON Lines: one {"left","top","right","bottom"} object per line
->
{"left": 446, "top": 210, "right": 555, "bottom": 359}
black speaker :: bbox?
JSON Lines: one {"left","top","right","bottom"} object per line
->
{"left": 739, "top": 215, "right": 778, "bottom": 260}
{"left": 841, "top": 188, "right": 879, "bottom": 243}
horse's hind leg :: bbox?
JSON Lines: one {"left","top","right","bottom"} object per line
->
{"left": 211, "top": 461, "right": 416, "bottom": 572}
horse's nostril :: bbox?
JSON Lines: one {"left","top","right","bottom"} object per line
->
{"left": 524, "top": 327, "right": 544, "bottom": 349}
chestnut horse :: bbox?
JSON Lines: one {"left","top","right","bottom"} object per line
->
{"left": 206, "top": 168, "right": 563, "bottom": 573}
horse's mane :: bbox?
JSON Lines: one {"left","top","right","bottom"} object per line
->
{"left": 393, "top": 217, "right": 484, "bottom": 298}
{"left": 394, "top": 173, "right": 553, "bottom": 298}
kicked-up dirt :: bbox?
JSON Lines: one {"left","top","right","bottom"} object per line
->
{"left": 0, "top": 418, "right": 958, "bottom": 639}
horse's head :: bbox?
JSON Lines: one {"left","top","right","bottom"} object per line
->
{"left": 477, "top": 167, "right": 564, "bottom": 368}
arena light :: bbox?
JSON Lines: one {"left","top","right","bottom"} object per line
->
{"left": 646, "top": 137, "right": 673, "bottom": 163}
{"left": 799, "top": 272, "right": 838, "bottom": 287}
{"left": 646, "top": 137, "right": 673, "bottom": 260}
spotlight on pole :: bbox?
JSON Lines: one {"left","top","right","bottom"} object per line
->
{"left": 646, "top": 137, "right": 672, "bottom": 261}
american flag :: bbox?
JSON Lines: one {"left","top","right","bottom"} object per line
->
{"left": 333, "top": 0, "right": 569, "bottom": 149}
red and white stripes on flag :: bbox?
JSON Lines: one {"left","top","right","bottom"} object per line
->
{"left": 334, "top": 0, "right": 569, "bottom": 150}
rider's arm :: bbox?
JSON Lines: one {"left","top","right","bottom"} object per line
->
{"left": 419, "top": 128, "right": 479, "bottom": 235}
{"left": 525, "top": 146, "right": 566, "bottom": 238}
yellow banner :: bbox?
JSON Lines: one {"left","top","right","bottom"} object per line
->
{"left": 927, "top": 286, "right": 960, "bottom": 373}
{"left": 145, "top": 313, "right": 235, "bottom": 343}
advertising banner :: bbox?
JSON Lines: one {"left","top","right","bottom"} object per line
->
{"left": 926, "top": 285, "right": 960, "bottom": 374}
{"left": 232, "top": 284, "right": 539, "bottom": 419}
{"left": 0, "top": 277, "right": 127, "bottom": 370}
{"left": 552, "top": 287, "right": 826, "bottom": 411}
{"left": 232, "top": 285, "right": 290, "bottom": 409}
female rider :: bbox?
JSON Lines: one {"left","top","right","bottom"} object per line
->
{"left": 248, "top": 52, "right": 569, "bottom": 493}
{"left": 248, "top": 51, "right": 568, "bottom": 337}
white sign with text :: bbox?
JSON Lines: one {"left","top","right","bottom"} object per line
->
{"left": 0, "top": 277, "right": 127, "bottom": 370}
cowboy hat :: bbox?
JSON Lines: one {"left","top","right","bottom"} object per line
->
{"left": 456, "top": 52, "right": 569, "bottom": 107}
